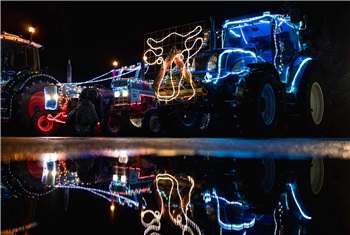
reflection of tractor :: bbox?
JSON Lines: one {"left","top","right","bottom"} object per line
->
{"left": 1, "top": 32, "right": 60, "bottom": 134}
{"left": 144, "top": 11, "right": 328, "bottom": 137}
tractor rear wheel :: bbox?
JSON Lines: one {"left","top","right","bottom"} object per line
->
{"left": 296, "top": 64, "right": 329, "bottom": 136}
{"left": 14, "top": 75, "right": 58, "bottom": 133}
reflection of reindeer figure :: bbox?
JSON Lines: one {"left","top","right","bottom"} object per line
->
{"left": 157, "top": 173, "right": 201, "bottom": 234}
{"left": 144, "top": 26, "right": 204, "bottom": 102}
{"left": 140, "top": 173, "right": 202, "bottom": 235}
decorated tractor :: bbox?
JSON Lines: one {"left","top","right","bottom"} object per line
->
{"left": 1, "top": 31, "right": 60, "bottom": 135}
{"left": 144, "top": 11, "right": 328, "bottom": 137}
{"left": 41, "top": 63, "right": 162, "bottom": 137}
{"left": 100, "top": 63, "right": 162, "bottom": 137}
{"left": 40, "top": 82, "right": 114, "bottom": 136}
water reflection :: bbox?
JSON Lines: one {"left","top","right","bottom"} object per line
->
{"left": 1, "top": 152, "right": 350, "bottom": 234}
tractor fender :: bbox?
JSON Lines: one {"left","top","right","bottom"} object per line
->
{"left": 284, "top": 56, "right": 316, "bottom": 99}
{"left": 5, "top": 72, "right": 59, "bottom": 95}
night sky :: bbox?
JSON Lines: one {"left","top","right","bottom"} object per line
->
{"left": 2, "top": 1, "right": 349, "bottom": 83}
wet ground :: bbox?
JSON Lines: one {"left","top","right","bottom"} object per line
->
{"left": 1, "top": 137, "right": 350, "bottom": 234}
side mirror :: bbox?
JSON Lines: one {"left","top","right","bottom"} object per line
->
{"left": 203, "top": 29, "right": 211, "bottom": 47}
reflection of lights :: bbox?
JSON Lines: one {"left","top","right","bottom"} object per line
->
{"left": 55, "top": 184, "right": 145, "bottom": 210}
{"left": 112, "top": 174, "right": 118, "bottom": 182}
{"left": 287, "top": 183, "right": 312, "bottom": 220}
{"left": 41, "top": 159, "right": 57, "bottom": 185}
{"left": 120, "top": 175, "right": 127, "bottom": 183}
{"left": 119, "top": 155, "right": 128, "bottom": 164}
{"left": 42, "top": 152, "right": 59, "bottom": 162}
{"left": 141, "top": 173, "right": 201, "bottom": 235}
{"left": 212, "top": 189, "right": 255, "bottom": 231}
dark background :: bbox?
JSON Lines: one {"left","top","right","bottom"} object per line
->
{"left": 1, "top": 1, "right": 348, "bottom": 82}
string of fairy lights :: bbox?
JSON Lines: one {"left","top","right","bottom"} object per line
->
{"left": 141, "top": 173, "right": 202, "bottom": 235}
{"left": 142, "top": 12, "right": 307, "bottom": 103}
{"left": 2, "top": 72, "right": 59, "bottom": 120}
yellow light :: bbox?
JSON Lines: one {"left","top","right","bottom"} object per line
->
{"left": 110, "top": 202, "right": 115, "bottom": 211}
{"left": 29, "top": 27, "right": 35, "bottom": 34}
{"left": 143, "top": 56, "right": 147, "bottom": 61}
{"left": 113, "top": 61, "right": 118, "bottom": 67}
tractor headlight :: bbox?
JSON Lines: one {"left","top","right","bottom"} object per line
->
{"left": 207, "top": 53, "right": 218, "bottom": 71}
{"left": 122, "top": 90, "right": 128, "bottom": 97}
{"left": 112, "top": 174, "right": 118, "bottom": 182}
{"left": 114, "top": 91, "right": 121, "bottom": 97}
{"left": 41, "top": 161, "right": 57, "bottom": 185}
{"left": 44, "top": 85, "right": 58, "bottom": 110}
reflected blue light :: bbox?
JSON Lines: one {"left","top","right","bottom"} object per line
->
{"left": 287, "top": 183, "right": 312, "bottom": 220}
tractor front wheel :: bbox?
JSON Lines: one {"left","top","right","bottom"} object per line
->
{"left": 32, "top": 110, "right": 59, "bottom": 136}
{"left": 101, "top": 111, "right": 124, "bottom": 137}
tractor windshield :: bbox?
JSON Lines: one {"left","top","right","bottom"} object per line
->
{"left": 1, "top": 40, "right": 39, "bottom": 73}
{"left": 224, "top": 17, "right": 272, "bottom": 51}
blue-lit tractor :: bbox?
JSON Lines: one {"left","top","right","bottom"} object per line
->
{"left": 144, "top": 11, "right": 328, "bottom": 137}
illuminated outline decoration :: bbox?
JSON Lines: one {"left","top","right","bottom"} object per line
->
{"left": 141, "top": 173, "right": 201, "bottom": 235}
{"left": 144, "top": 26, "right": 204, "bottom": 102}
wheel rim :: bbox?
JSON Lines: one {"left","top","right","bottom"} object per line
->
{"left": 149, "top": 114, "right": 161, "bottom": 133}
{"left": 37, "top": 115, "right": 55, "bottom": 132}
{"left": 130, "top": 117, "right": 142, "bottom": 128}
{"left": 28, "top": 91, "right": 45, "bottom": 118}
{"left": 260, "top": 158, "right": 275, "bottom": 194}
{"left": 180, "top": 110, "right": 197, "bottom": 127}
{"left": 108, "top": 114, "right": 122, "bottom": 133}
{"left": 261, "top": 83, "right": 276, "bottom": 125}
{"left": 310, "top": 82, "right": 324, "bottom": 125}
{"left": 310, "top": 158, "right": 324, "bottom": 195}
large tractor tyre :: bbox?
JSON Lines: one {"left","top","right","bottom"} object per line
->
{"left": 295, "top": 158, "right": 332, "bottom": 220}
{"left": 142, "top": 107, "right": 164, "bottom": 137}
{"left": 100, "top": 111, "right": 124, "bottom": 137}
{"left": 241, "top": 158, "right": 285, "bottom": 214}
{"left": 236, "top": 70, "right": 283, "bottom": 137}
{"left": 32, "top": 110, "right": 59, "bottom": 136}
{"left": 2, "top": 158, "right": 57, "bottom": 197}
{"left": 296, "top": 64, "right": 329, "bottom": 136}
{"left": 14, "top": 76, "right": 57, "bottom": 131}
{"left": 160, "top": 107, "right": 206, "bottom": 137}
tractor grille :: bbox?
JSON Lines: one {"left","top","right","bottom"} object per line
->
{"left": 194, "top": 56, "right": 209, "bottom": 71}
{"left": 113, "top": 97, "right": 128, "bottom": 105}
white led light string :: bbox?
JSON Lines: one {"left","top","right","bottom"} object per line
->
{"left": 144, "top": 26, "right": 204, "bottom": 102}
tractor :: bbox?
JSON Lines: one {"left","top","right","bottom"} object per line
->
{"left": 144, "top": 11, "right": 328, "bottom": 137}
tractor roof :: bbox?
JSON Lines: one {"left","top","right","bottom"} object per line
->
{"left": 1, "top": 31, "right": 43, "bottom": 49}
